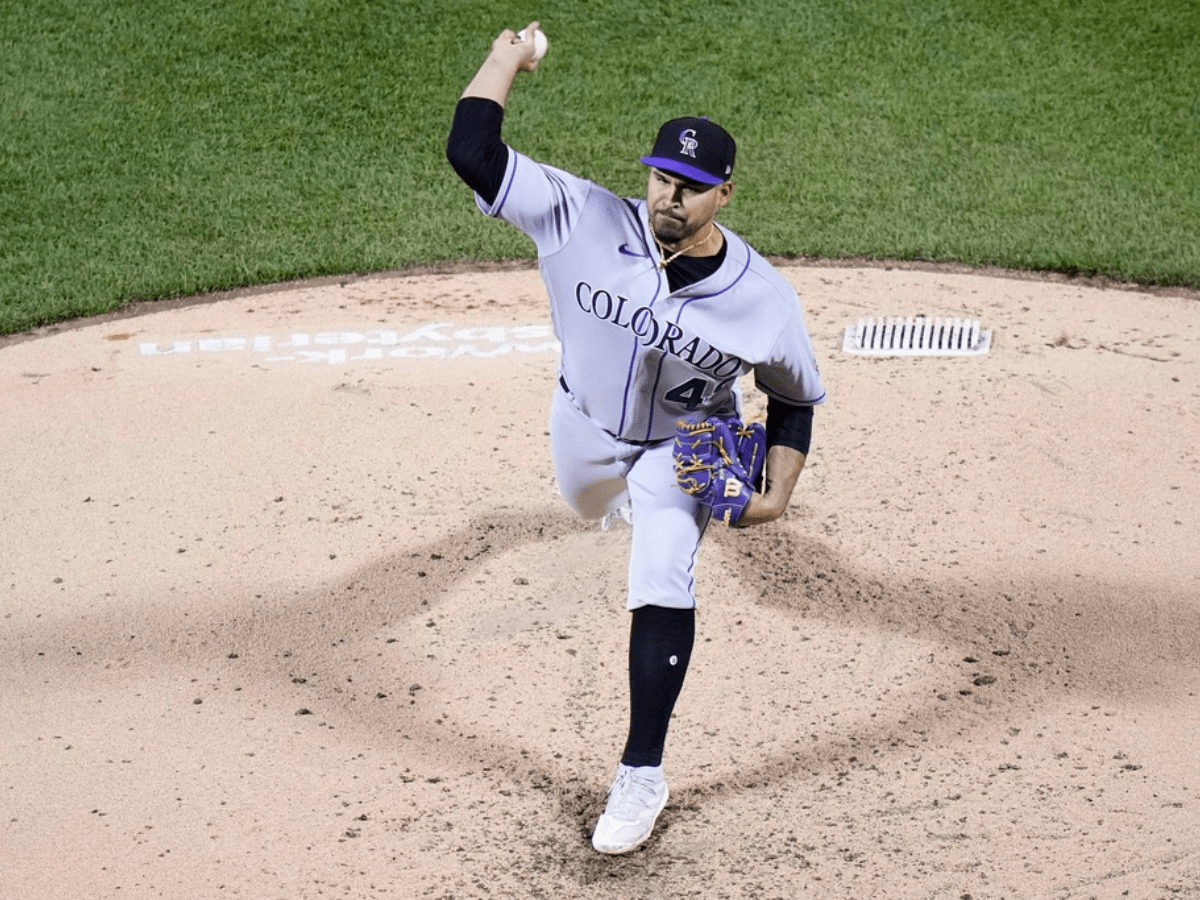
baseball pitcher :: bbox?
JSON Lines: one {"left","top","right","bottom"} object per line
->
{"left": 446, "top": 21, "right": 826, "bottom": 855}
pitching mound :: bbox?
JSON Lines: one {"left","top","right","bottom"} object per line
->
{"left": 2, "top": 261, "right": 1198, "bottom": 898}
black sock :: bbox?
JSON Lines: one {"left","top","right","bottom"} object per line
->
{"left": 620, "top": 605, "right": 696, "bottom": 769}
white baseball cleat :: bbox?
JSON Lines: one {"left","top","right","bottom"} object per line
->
{"left": 591, "top": 764, "right": 669, "bottom": 854}
{"left": 600, "top": 500, "right": 633, "bottom": 531}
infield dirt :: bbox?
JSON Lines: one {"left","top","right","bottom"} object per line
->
{"left": 3, "top": 260, "right": 1199, "bottom": 899}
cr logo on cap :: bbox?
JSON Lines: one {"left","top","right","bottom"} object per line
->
{"left": 678, "top": 128, "right": 698, "bottom": 158}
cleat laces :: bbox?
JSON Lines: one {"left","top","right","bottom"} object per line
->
{"left": 606, "top": 768, "right": 663, "bottom": 820}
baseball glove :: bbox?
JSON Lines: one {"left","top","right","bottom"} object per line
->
{"left": 673, "top": 415, "right": 767, "bottom": 526}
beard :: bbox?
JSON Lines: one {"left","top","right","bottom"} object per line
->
{"left": 650, "top": 209, "right": 696, "bottom": 247}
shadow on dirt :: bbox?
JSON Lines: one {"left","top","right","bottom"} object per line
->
{"left": 7, "top": 508, "right": 1196, "bottom": 879}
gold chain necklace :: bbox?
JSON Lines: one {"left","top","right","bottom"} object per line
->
{"left": 653, "top": 221, "right": 715, "bottom": 270}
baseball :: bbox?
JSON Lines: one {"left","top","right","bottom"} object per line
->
{"left": 517, "top": 27, "right": 548, "bottom": 63}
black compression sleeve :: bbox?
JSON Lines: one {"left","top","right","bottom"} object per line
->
{"left": 621, "top": 605, "right": 695, "bottom": 768}
{"left": 765, "top": 397, "right": 814, "bottom": 455}
{"left": 445, "top": 97, "right": 509, "bottom": 206}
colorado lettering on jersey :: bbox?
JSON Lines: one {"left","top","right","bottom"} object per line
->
{"left": 574, "top": 280, "right": 744, "bottom": 378}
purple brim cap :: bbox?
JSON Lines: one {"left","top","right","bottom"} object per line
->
{"left": 639, "top": 156, "right": 726, "bottom": 186}
{"left": 640, "top": 116, "right": 736, "bottom": 185}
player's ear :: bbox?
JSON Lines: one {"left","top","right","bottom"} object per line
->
{"left": 715, "top": 180, "right": 734, "bottom": 209}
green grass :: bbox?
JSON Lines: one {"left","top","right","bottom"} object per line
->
{"left": 2, "top": 0, "right": 1198, "bottom": 334}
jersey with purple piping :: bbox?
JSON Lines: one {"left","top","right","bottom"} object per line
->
{"left": 475, "top": 148, "right": 826, "bottom": 443}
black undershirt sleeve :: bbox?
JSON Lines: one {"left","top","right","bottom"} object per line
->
{"left": 446, "top": 97, "right": 509, "bottom": 207}
{"left": 765, "top": 396, "right": 814, "bottom": 456}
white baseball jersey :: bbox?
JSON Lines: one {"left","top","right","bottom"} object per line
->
{"left": 476, "top": 149, "right": 826, "bottom": 443}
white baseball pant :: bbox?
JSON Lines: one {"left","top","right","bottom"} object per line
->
{"left": 549, "top": 384, "right": 708, "bottom": 610}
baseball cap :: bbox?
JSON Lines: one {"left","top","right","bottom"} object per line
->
{"left": 640, "top": 116, "right": 736, "bottom": 186}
